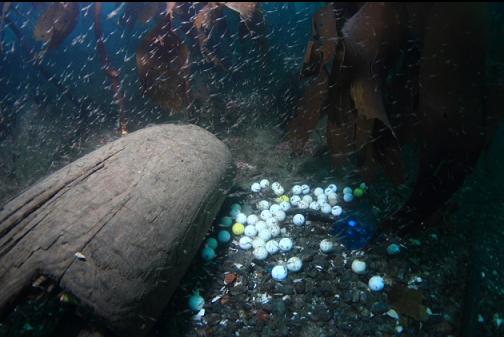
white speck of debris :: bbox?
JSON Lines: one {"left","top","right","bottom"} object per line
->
{"left": 192, "top": 309, "right": 205, "bottom": 321}
{"left": 211, "top": 295, "right": 222, "bottom": 303}
{"left": 426, "top": 307, "right": 433, "bottom": 315}
{"left": 478, "top": 314, "right": 485, "bottom": 323}
{"left": 258, "top": 293, "right": 271, "bottom": 304}
{"left": 219, "top": 319, "right": 228, "bottom": 326}
{"left": 395, "top": 325, "right": 404, "bottom": 333}
{"left": 494, "top": 313, "right": 503, "bottom": 327}
{"left": 74, "top": 252, "right": 86, "bottom": 261}
{"left": 386, "top": 309, "right": 400, "bottom": 320}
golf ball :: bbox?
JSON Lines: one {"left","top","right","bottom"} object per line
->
{"left": 253, "top": 246, "right": 268, "bottom": 260}
{"left": 260, "top": 210, "right": 272, "bottom": 220}
{"left": 260, "top": 179, "right": 270, "bottom": 189}
{"left": 287, "top": 257, "right": 303, "bottom": 272}
{"left": 244, "top": 225, "right": 257, "bottom": 237}
{"left": 236, "top": 213, "right": 247, "bottom": 224}
{"left": 265, "top": 240, "right": 280, "bottom": 254}
{"left": 279, "top": 238, "right": 293, "bottom": 252}
{"left": 320, "top": 203, "right": 332, "bottom": 214}
{"left": 247, "top": 214, "right": 259, "bottom": 226}
{"left": 319, "top": 239, "right": 334, "bottom": 253}
{"left": 251, "top": 182, "right": 261, "bottom": 193}
{"left": 257, "top": 200, "right": 271, "bottom": 211}
{"left": 290, "top": 195, "right": 301, "bottom": 206}
{"left": 314, "top": 187, "right": 324, "bottom": 196}
{"left": 343, "top": 193, "right": 353, "bottom": 202}
{"left": 309, "top": 201, "right": 320, "bottom": 211}
{"left": 292, "top": 185, "right": 302, "bottom": 195}
{"left": 270, "top": 204, "right": 281, "bottom": 213}
{"left": 331, "top": 205, "right": 343, "bottom": 216}
{"left": 217, "top": 230, "right": 231, "bottom": 243}
{"left": 273, "top": 210, "right": 286, "bottom": 222}
{"left": 351, "top": 259, "right": 367, "bottom": 274}
{"left": 252, "top": 237, "right": 266, "bottom": 249}
{"left": 258, "top": 229, "right": 272, "bottom": 241}
{"left": 293, "top": 214, "right": 305, "bottom": 226}
{"left": 255, "top": 220, "right": 267, "bottom": 232}
{"left": 279, "top": 201, "right": 291, "bottom": 211}
{"left": 239, "top": 236, "right": 253, "bottom": 250}
{"left": 232, "top": 223, "right": 245, "bottom": 235}
{"left": 368, "top": 276, "right": 385, "bottom": 292}
{"left": 271, "top": 265, "right": 288, "bottom": 281}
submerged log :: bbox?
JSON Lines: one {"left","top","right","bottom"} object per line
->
{"left": 0, "top": 124, "right": 234, "bottom": 336}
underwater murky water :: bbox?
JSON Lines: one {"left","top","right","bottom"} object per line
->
{"left": 0, "top": 2, "right": 503, "bottom": 337}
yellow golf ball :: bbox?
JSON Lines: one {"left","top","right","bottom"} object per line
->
{"left": 232, "top": 223, "right": 245, "bottom": 235}
{"left": 275, "top": 195, "right": 289, "bottom": 203}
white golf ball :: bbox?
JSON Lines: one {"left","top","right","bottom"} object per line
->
{"left": 273, "top": 186, "right": 285, "bottom": 196}
{"left": 239, "top": 236, "right": 253, "bottom": 250}
{"left": 293, "top": 214, "right": 305, "bottom": 226}
{"left": 314, "top": 187, "right": 324, "bottom": 196}
{"left": 327, "top": 184, "right": 337, "bottom": 192}
{"left": 270, "top": 204, "right": 281, "bottom": 213}
{"left": 317, "top": 193, "right": 327, "bottom": 202}
{"left": 351, "top": 259, "right": 367, "bottom": 274}
{"left": 302, "top": 195, "right": 313, "bottom": 205}
{"left": 343, "top": 186, "right": 352, "bottom": 195}
{"left": 368, "top": 275, "right": 385, "bottom": 292}
{"left": 290, "top": 195, "right": 301, "bottom": 206}
{"left": 319, "top": 239, "right": 334, "bottom": 253}
{"left": 343, "top": 193, "right": 353, "bottom": 202}
{"left": 257, "top": 200, "right": 270, "bottom": 211}
{"left": 287, "top": 257, "right": 303, "bottom": 272}
{"left": 279, "top": 238, "right": 293, "bottom": 252}
{"left": 331, "top": 205, "right": 343, "bottom": 216}
{"left": 260, "top": 179, "right": 270, "bottom": 189}
{"left": 273, "top": 210, "right": 286, "bottom": 222}
{"left": 255, "top": 220, "right": 267, "bottom": 232}
{"left": 244, "top": 225, "right": 257, "bottom": 237}
{"left": 271, "top": 265, "right": 288, "bottom": 281}
{"left": 279, "top": 201, "right": 291, "bottom": 211}
{"left": 297, "top": 201, "right": 308, "bottom": 209}
{"left": 309, "top": 201, "right": 320, "bottom": 211}
{"left": 327, "top": 192, "right": 338, "bottom": 206}
{"left": 301, "top": 184, "right": 310, "bottom": 195}
{"left": 271, "top": 182, "right": 281, "bottom": 191}
{"left": 236, "top": 213, "right": 247, "bottom": 224}
{"left": 265, "top": 240, "right": 279, "bottom": 254}
{"left": 320, "top": 203, "right": 332, "bottom": 214}
{"left": 324, "top": 187, "right": 334, "bottom": 195}
{"left": 253, "top": 246, "right": 268, "bottom": 260}
{"left": 260, "top": 210, "right": 272, "bottom": 220}
{"left": 266, "top": 217, "right": 279, "bottom": 227}
{"left": 269, "top": 224, "right": 281, "bottom": 237}
{"left": 292, "top": 185, "right": 302, "bottom": 195}
{"left": 251, "top": 182, "right": 261, "bottom": 193}
{"left": 258, "top": 229, "right": 272, "bottom": 241}
{"left": 252, "top": 237, "right": 266, "bottom": 249}
{"left": 247, "top": 214, "right": 259, "bottom": 226}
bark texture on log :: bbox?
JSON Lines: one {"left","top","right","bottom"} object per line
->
{"left": 0, "top": 124, "right": 234, "bottom": 336}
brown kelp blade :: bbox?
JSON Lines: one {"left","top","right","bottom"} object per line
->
{"left": 119, "top": 3, "right": 165, "bottom": 30}
{"left": 33, "top": 2, "right": 79, "bottom": 48}
{"left": 136, "top": 19, "right": 190, "bottom": 113}
{"left": 193, "top": 3, "right": 226, "bottom": 69}
{"left": 222, "top": 2, "right": 257, "bottom": 22}
{"left": 288, "top": 73, "right": 329, "bottom": 155}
